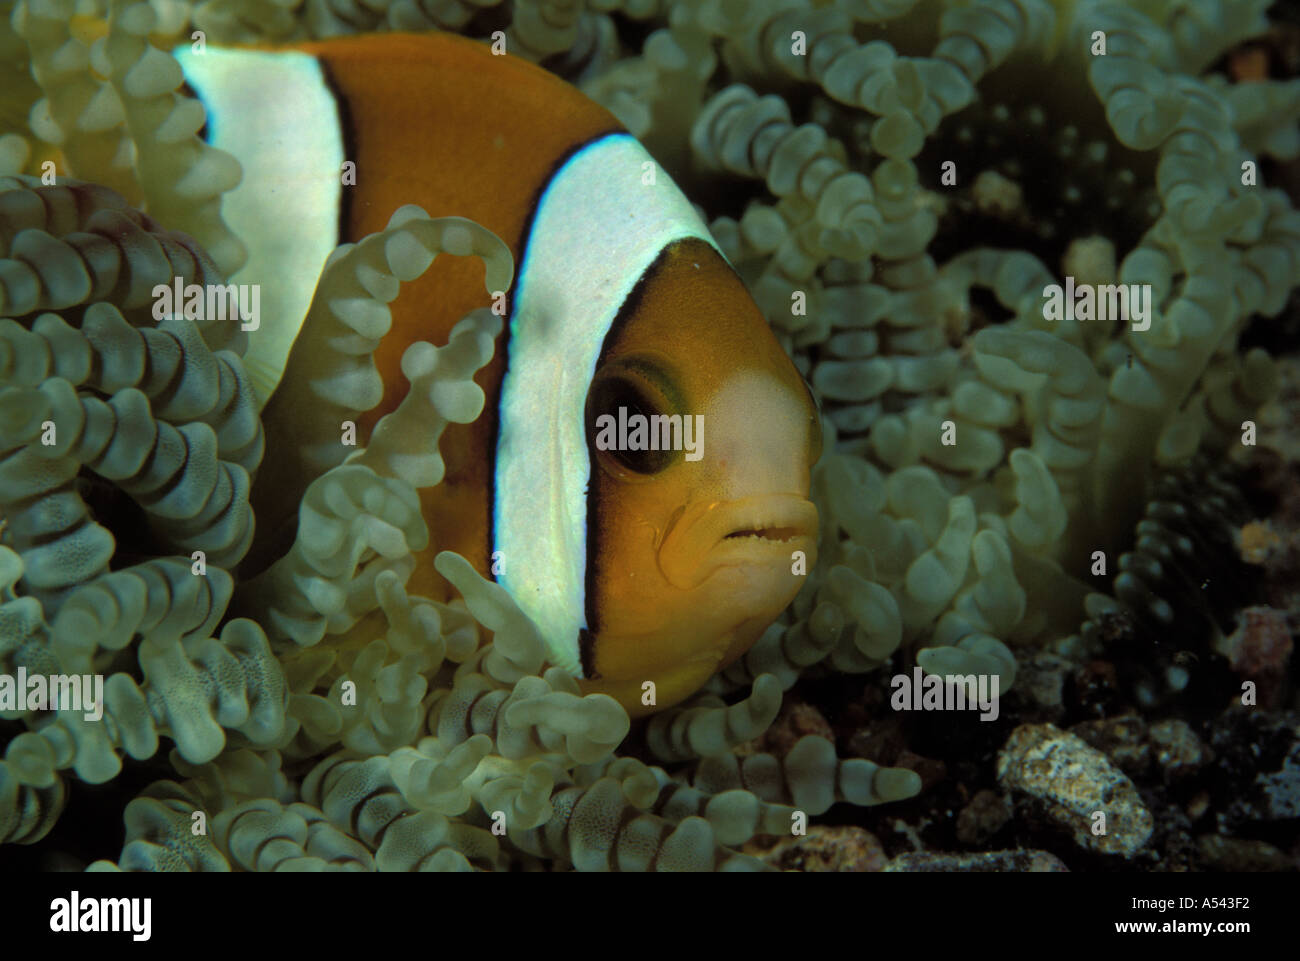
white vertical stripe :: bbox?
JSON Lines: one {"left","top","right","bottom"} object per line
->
{"left": 175, "top": 46, "right": 343, "bottom": 406}
{"left": 494, "top": 133, "right": 717, "bottom": 676}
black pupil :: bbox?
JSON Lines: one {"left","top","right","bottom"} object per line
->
{"left": 588, "top": 376, "right": 675, "bottom": 475}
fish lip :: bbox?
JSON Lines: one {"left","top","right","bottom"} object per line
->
{"left": 658, "top": 494, "right": 819, "bottom": 589}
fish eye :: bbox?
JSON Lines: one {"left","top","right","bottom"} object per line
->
{"left": 586, "top": 368, "right": 676, "bottom": 476}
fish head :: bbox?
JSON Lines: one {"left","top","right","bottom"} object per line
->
{"left": 579, "top": 238, "right": 821, "bottom": 716}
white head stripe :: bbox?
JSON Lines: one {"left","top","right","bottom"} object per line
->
{"left": 493, "top": 133, "right": 717, "bottom": 675}
{"left": 174, "top": 47, "right": 343, "bottom": 406}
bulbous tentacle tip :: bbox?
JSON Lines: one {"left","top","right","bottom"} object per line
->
{"left": 877, "top": 767, "right": 923, "bottom": 803}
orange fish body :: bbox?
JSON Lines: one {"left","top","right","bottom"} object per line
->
{"left": 180, "top": 32, "right": 820, "bottom": 715}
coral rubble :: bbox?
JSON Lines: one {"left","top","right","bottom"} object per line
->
{"left": 1, "top": 0, "right": 1298, "bottom": 870}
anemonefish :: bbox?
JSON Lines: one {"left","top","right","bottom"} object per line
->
{"left": 176, "top": 32, "right": 821, "bottom": 716}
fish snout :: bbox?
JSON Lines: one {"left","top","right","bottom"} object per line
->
{"left": 658, "top": 493, "right": 818, "bottom": 590}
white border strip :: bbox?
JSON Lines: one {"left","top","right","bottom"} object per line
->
{"left": 176, "top": 46, "right": 343, "bottom": 404}
{"left": 494, "top": 133, "right": 717, "bottom": 675}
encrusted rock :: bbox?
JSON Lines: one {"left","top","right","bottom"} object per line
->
{"left": 752, "top": 699, "right": 835, "bottom": 757}
{"left": 1222, "top": 606, "right": 1293, "bottom": 709}
{"left": 955, "top": 789, "right": 1012, "bottom": 845}
{"left": 1186, "top": 791, "right": 1211, "bottom": 822}
{"left": 1257, "top": 739, "right": 1300, "bottom": 820}
{"left": 1238, "top": 521, "right": 1282, "bottom": 564}
{"left": 1210, "top": 710, "right": 1300, "bottom": 831}
{"left": 1072, "top": 659, "right": 1123, "bottom": 718}
{"left": 1071, "top": 715, "right": 1151, "bottom": 777}
{"left": 997, "top": 723, "right": 1153, "bottom": 858}
{"left": 844, "top": 715, "right": 907, "bottom": 765}
{"left": 894, "top": 749, "right": 947, "bottom": 794}
{"left": 1197, "top": 834, "right": 1295, "bottom": 871}
{"left": 747, "top": 826, "right": 887, "bottom": 872}
{"left": 1148, "top": 719, "right": 1206, "bottom": 782}
{"left": 1015, "top": 651, "right": 1073, "bottom": 722}
{"left": 884, "top": 850, "right": 1068, "bottom": 872}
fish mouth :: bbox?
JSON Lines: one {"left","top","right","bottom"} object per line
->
{"left": 659, "top": 494, "right": 818, "bottom": 589}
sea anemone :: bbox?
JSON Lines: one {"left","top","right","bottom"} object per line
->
{"left": 1, "top": 0, "right": 1297, "bottom": 871}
